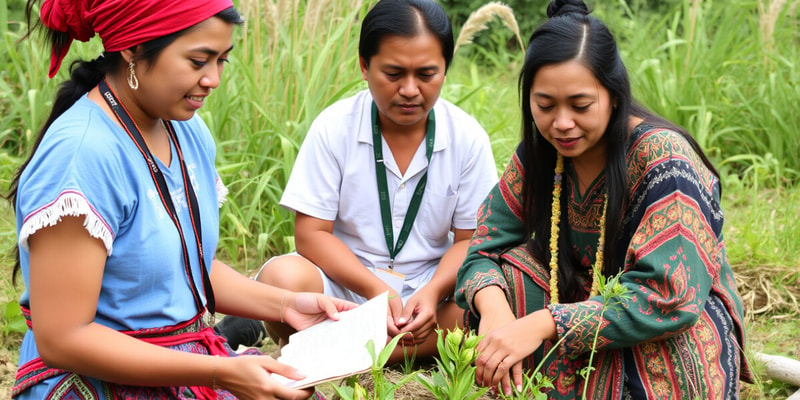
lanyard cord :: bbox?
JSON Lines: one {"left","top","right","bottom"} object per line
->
{"left": 371, "top": 102, "right": 435, "bottom": 269}
{"left": 98, "top": 79, "right": 215, "bottom": 315}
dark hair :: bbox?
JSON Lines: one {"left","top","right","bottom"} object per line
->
{"left": 6, "top": 4, "right": 243, "bottom": 283}
{"left": 359, "top": 0, "right": 454, "bottom": 71}
{"left": 519, "top": 0, "right": 718, "bottom": 302}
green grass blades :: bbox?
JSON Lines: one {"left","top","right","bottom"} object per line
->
{"left": 334, "top": 334, "right": 419, "bottom": 400}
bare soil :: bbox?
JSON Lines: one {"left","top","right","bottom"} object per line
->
{"left": 1, "top": 336, "right": 20, "bottom": 398}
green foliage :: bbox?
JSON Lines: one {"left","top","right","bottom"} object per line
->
{"left": 204, "top": 0, "right": 376, "bottom": 266}
{"left": 599, "top": 0, "right": 800, "bottom": 185}
{"left": 444, "top": 0, "right": 535, "bottom": 70}
{"left": 3, "top": 0, "right": 796, "bottom": 269}
{"left": 416, "top": 326, "right": 488, "bottom": 400}
{"left": 332, "top": 382, "right": 369, "bottom": 400}
{"left": 498, "top": 371, "right": 552, "bottom": 400}
{"left": 333, "top": 334, "right": 419, "bottom": 400}
{"left": 412, "top": 270, "right": 628, "bottom": 400}
{"left": 2, "top": 0, "right": 28, "bottom": 29}
{"left": 495, "top": 269, "right": 631, "bottom": 400}
{"left": 369, "top": 336, "right": 420, "bottom": 400}
{"left": 442, "top": 0, "right": 682, "bottom": 68}
{"left": 1, "top": 299, "right": 26, "bottom": 339}
{"left": 441, "top": 0, "right": 545, "bottom": 51}
{"left": 0, "top": 0, "right": 103, "bottom": 160}
{"left": 399, "top": 345, "right": 417, "bottom": 375}
{"left": 724, "top": 186, "right": 800, "bottom": 274}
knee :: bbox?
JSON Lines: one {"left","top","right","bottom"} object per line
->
{"left": 255, "top": 255, "right": 321, "bottom": 292}
{"left": 437, "top": 300, "right": 466, "bottom": 330}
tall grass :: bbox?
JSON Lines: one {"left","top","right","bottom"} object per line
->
{"left": 446, "top": 1, "right": 524, "bottom": 170}
{"left": 453, "top": 2, "right": 524, "bottom": 54}
{"left": 0, "top": 0, "right": 796, "bottom": 269}
{"left": 202, "top": 0, "right": 372, "bottom": 270}
{"left": 598, "top": 0, "right": 800, "bottom": 186}
{"left": 4, "top": 0, "right": 796, "bottom": 266}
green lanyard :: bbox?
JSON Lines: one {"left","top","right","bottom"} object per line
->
{"left": 371, "top": 102, "right": 435, "bottom": 269}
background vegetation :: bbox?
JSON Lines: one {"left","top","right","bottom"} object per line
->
{"left": 1, "top": 0, "right": 798, "bottom": 397}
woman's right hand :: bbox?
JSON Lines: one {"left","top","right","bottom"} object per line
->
{"left": 477, "top": 304, "right": 517, "bottom": 337}
{"left": 216, "top": 354, "right": 313, "bottom": 400}
{"left": 282, "top": 292, "right": 357, "bottom": 331}
{"left": 472, "top": 286, "right": 521, "bottom": 396}
{"left": 474, "top": 309, "right": 557, "bottom": 397}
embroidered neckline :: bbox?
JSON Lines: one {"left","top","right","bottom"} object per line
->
{"left": 548, "top": 153, "right": 607, "bottom": 304}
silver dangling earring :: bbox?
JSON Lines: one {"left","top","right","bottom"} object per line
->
{"left": 127, "top": 61, "right": 139, "bottom": 90}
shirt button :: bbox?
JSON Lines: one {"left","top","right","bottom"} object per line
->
{"left": 400, "top": 183, "right": 406, "bottom": 189}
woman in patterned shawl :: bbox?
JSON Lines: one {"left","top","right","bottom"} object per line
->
{"left": 454, "top": 0, "right": 753, "bottom": 398}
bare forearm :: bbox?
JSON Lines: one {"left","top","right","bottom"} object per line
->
{"left": 38, "top": 323, "right": 216, "bottom": 387}
{"left": 473, "top": 287, "right": 556, "bottom": 341}
{"left": 210, "top": 259, "right": 285, "bottom": 320}
{"left": 474, "top": 285, "right": 513, "bottom": 317}
{"left": 471, "top": 285, "right": 517, "bottom": 335}
{"left": 521, "top": 309, "right": 557, "bottom": 341}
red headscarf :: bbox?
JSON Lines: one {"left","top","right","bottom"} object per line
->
{"left": 40, "top": 0, "right": 235, "bottom": 78}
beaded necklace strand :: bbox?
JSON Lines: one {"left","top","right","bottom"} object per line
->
{"left": 547, "top": 153, "right": 608, "bottom": 304}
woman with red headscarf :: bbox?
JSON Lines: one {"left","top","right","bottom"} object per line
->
{"left": 8, "top": 1, "right": 355, "bottom": 399}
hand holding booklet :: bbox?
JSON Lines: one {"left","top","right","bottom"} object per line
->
{"left": 271, "top": 292, "right": 389, "bottom": 389}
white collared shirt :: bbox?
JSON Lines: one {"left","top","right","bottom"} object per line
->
{"left": 280, "top": 90, "right": 497, "bottom": 292}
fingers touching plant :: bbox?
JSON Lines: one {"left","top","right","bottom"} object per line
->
{"left": 499, "top": 267, "right": 630, "bottom": 400}
{"left": 498, "top": 371, "right": 553, "bottom": 400}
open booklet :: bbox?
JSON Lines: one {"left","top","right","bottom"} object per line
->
{"left": 271, "top": 292, "right": 389, "bottom": 389}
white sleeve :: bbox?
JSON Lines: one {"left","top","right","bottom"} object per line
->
{"left": 279, "top": 117, "right": 343, "bottom": 221}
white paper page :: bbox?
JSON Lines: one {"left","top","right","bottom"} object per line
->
{"left": 272, "top": 292, "right": 389, "bottom": 388}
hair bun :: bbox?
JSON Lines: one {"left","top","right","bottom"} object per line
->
{"left": 546, "top": 0, "right": 590, "bottom": 18}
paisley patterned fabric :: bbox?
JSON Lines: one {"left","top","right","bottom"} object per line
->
{"left": 456, "top": 124, "right": 753, "bottom": 399}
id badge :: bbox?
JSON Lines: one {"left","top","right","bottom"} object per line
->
{"left": 374, "top": 268, "right": 406, "bottom": 299}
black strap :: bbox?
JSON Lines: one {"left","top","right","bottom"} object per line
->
{"left": 371, "top": 101, "right": 435, "bottom": 269}
{"left": 98, "top": 79, "right": 215, "bottom": 315}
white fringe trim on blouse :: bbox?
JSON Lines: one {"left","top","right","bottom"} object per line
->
{"left": 216, "top": 175, "right": 229, "bottom": 208}
{"left": 19, "top": 190, "right": 114, "bottom": 255}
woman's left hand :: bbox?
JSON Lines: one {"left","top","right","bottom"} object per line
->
{"left": 475, "top": 309, "right": 556, "bottom": 396}
{"left": 282, "top": 292, "right": 357, "bottom": 331}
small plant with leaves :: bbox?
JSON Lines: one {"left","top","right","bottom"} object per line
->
{"left": 333, "top": 334, "right": 419, "bottom": 400}
{"left": 416, "top": 326, "right": 488, "bottom": 400}
{"left": 332, "top": 378, "right": 368, "bottom": 400}
{"left": 1, "top": 299, "right": 27, "bottom": 341}
{"left": 579, "top": 266, "right": 631, "bottom": 398}
{"left": 399, "top": 344, "right": 417, "bottom": 375}
{"left": 499, "top": 267, "right": 630, "bottom": 400}
{"left": 498, "top": 370, "right": 553, "bottom": 400}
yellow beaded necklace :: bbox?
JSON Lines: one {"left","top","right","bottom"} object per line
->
{"left": 548, "top": 153, "right": 608, "bottom": 304}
